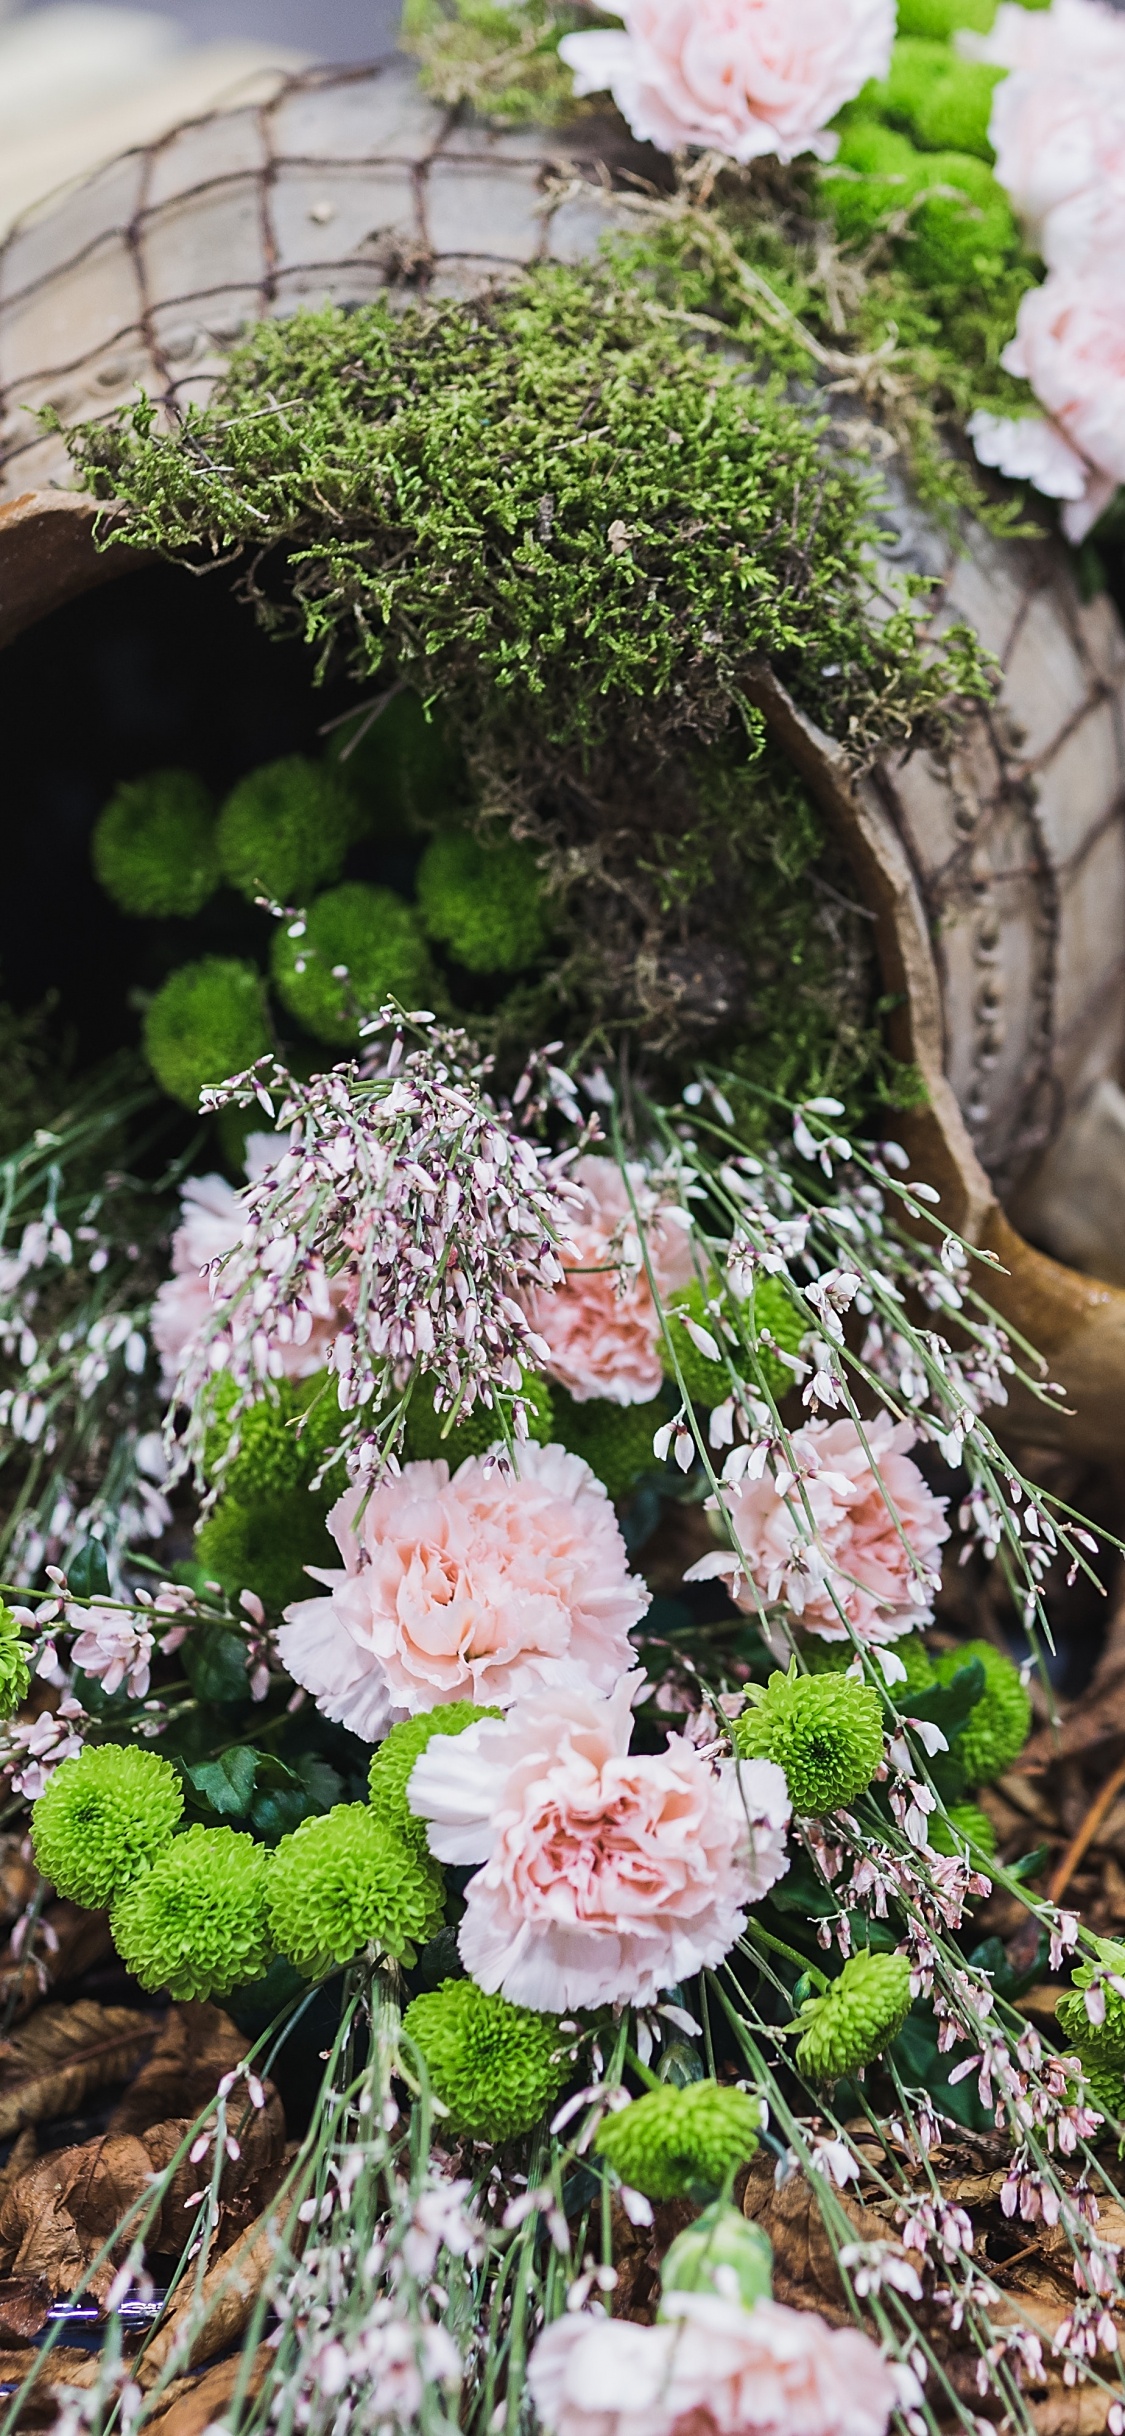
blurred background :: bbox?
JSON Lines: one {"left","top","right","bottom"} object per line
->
{"left": 0, "top": 0, "right": 403, "bottom": 234}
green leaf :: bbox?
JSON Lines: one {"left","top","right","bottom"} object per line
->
{"left": 294, "top": 1753, "right": 343, "bottom": 1810}
{"left": 900, "top": 1660, "right": 986, "bottom": 1743}
{"left": 251, "top": 1786, "right": 317, "bottom": 1843}
{"left": 186, "top": 1746, "right": 260, "bottom": 1817}
{"left": 68, "top": 1540, "right": 111, "bottom": 1600}
{"left": 184, "top": 1625, "right": 252, "bottom": 1707}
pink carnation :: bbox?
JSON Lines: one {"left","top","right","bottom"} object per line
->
{"left": 278, "top": 1444, "right": 648, "bottom": 1742}
{"left": 408, "top": 1672, "right": 790, "bottom": 2010}
{"left": 523, "top": 1155, "right": 694, "bottom": 1407}
{"left": 971, "top": 0, "right": 1125, "bottom": 285}
{"left": 559, "top": 0, "right": 895, "bottom": 167}
{"left": 152, "top": 1135, "right": 340, "bottom": 1392}
{"left": 688, "top": 1414, "right": 948, "bottom": 1647}
{"left": 997, "top": 272, "right": 1125, "bottom": 542}
{"left": 529, "top": 2292, "right": 899, "bottom": 2436}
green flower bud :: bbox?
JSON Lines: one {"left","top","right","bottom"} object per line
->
{"left": 0, "top": 1606, "right": 30, "bottom": 1721}
{"left": 402, "top": 1371, "right": 552, "bottom": 1467}
{"left": 660, "top": 2201, "right": 773, "bottom": 2312}
{"left": 271, "top": 882, "right": 434, "bottom": 1046}
{"left": 92, "top": 770, "right": 219, "bottom": 919}
{"left": 935, "top": 1641, "right": 1031, "bottom": 1784}
{"left": 32, "top": 1743, "right": 183, "bottom": 1909}
{"left": 416, "top": 831, "right": 549, "bottom": 976}
{"left": 143, "top": 956, "right": 270, "bottom": 1109}
{"left": 551, "top": 1386, "right": 663, "bottom": 1503}
{"left": 662, "top": 1275, "right": 804, "bottom": 1409}
{"left": 368, "top": 1704, "right": 499, "bottom": 1863}
{"left": 732, "top": 1665, "right": 883, "bottom": 1816}
{"left": 1058, "top": 1940, "right": 1125, "bottom": 2070}
{"left": 217, "top": 756, "right": 362, "bottom": 905}
{"left": 594, "top": 2082, "right": 761, "bottom": 2202}
{"left": 403, "top": 1977, "right": 570, "bottom": 2142}
{"left": 111, "top": 1824, "right": 271, "bottom": 1999}
{"left": 929, "top": 1801, "right": 997, "bottom": 1860}
{"left": 795, "top": 1949, "right": 913, "bottom": 2082}
{"left": 195, "top": 1491, "right": 334, "bottom": 1615}
{"left": 268, "top": 1803, "right": 443, "bottom": 1976}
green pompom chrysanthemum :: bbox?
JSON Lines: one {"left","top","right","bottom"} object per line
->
{"left": 416, "top": 831, "right": 549, "bottom": 975}
{"left": 143, "top": 956, "right": 271, "bottom": 1108}
{"left": 660, "top": 2202, "right": 773, "bottom": 2310}
{"left": 878, "top": 38, "right": 1002, "bottom": 162}
{"left": 594, "top": 2081, "right": 761, "bottom": 2202}
{"left": 732, "top": 1666, "right": 884, "bottom": 1816}
{"left": 551, "top": 1387, "right": 664, "bottom": 1503}
{"left": 403, "top": 1977, "right": 569, "bottom": 2141}
{"left": 92, "top": 769, "right": 219, "bottom": 919}
{"left": 929, "top": 1801, "right": 997, "bottom": 1860}
{"left": 662, "top": 1275, "right": 804, "bottom": 1408}
{"left": 202, "top": 1374, "right": 346, "bottom": 1506}
{"left": 111, "top": 1824, "right": 271, "bottom": 1999}
{"left": 268, "top": 1804, "right": 443, "bottom": 1976}
{"left": 368, "top": 1704, "right": 498, "bottom": 1862}
{"left": 935, "top": 1641, "right": 1031, "bottom": 1784}
{"left": 795, "top": 1949, "right": 913, "bottom": 2082}
{"left": 271, "top": 882, "right": 434, "bottom": 1045}
{"left": 1058, "top": 1941, "right": 1125, "bottom": 2069}
{"left": 402, "top": 1371, "right": 552, "bottom": 1466}
{"left": 217, "top": 756, "right": 362, "bottom": 905}
{"left": 195, "top": 1492, "right": 334, "bottom": 1615}
{"left": 0, "top": 1605, "right": 30, "bottom": 1720}
{"left": 32, "top": 1743, "right": 183, "bottom": 1909}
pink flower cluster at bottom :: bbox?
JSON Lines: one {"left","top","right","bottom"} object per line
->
{"left": 528, "top": 2291, "right": 900, "bottom": 2436}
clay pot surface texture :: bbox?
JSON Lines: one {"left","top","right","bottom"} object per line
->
{"left": 3, "top": 56, "right": 1125, "bottom": 1452}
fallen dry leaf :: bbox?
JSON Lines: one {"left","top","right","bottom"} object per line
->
{"left": 741, "top": 2156, "right": 895, "bottom": 2324}
{"left": 0, "top": 2001, "right": 152, "bottom": 2137}
{"left": 140, "top": 2341, "right": 273, "bottom": 2436}
{"left": 140, "top": 2164, "right": 299, "bottom": 2383}
{"left": 0, "top": 1903, "right": 115, "bottom": 2024}
{"left": 107, "top": 2003, "right": 253, "bottom": 2140}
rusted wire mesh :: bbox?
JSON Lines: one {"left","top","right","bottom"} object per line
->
{"left": 1, "top": 57, "right": 1124, "bottom": 1245}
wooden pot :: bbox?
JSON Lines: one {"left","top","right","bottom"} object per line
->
{"left": 3, "top": 57, "right": 1125, "bottom": 1454}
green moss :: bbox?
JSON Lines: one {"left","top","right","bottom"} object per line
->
{"left": 872, "top": 40, "right": 1002, "bottom": 162}
{"left": 92, "top": 769, "right": 219, "bottom": 919}
{"left": 217, "top": 756, "right": 363, "bottom": 905}
{"left": 829, "top": 123, "right": 1018, "bottom": 284}
{"left": 143, "top": 956, "right": 270, "bottom": 1107}
{"left": 403, "top": 1977, "right": 570, "bottom": 2141}
{"left": 416, "top": 831, "right": 550, "bottom": 975}
{"left": 68, "top": 265, "right": 988, "bottom": 767}
{"left": 195, "top": 1490, "right": 335, "bottom": 1615}
{"left": 551, "top": 1386, "right": 663, "bottom": 1502}
{"left": 271, "top": 882, "right": 434, "bottom": 1044}
{"left": 403, "top": 0, "right": 589, "bottom": 123}
{"left": 893, "top": 0, "right": 996, "bottom": 31}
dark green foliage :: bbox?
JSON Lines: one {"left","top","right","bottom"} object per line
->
{"left": 416, "top": 831, "right": 550, "bottom": 975}
{"left": 92, "top": 769, "right": 219, "bottom": 919}
{"left": 551, "top": 1387, "right": 663, "bottom": 1503}
{"left": 195, "top": 1491, "right": 335, "bottom": 1615}
{"left": 403, "top": 1977, "right": 570, "bottom": 2141}
{"left": 327, "top": 689, "right": 465, "bottom": 835}
{"left": 271, "top": 882, "right": 434, "bottom": 1043}
{"left": 69, "top": 265, "right": 988, "bottom": 765}
{"left": 142, "top": 956, "right": 270, "bottom": 1107}
{"left": 217, "top": 756, "right": 363, "bottom": 905}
